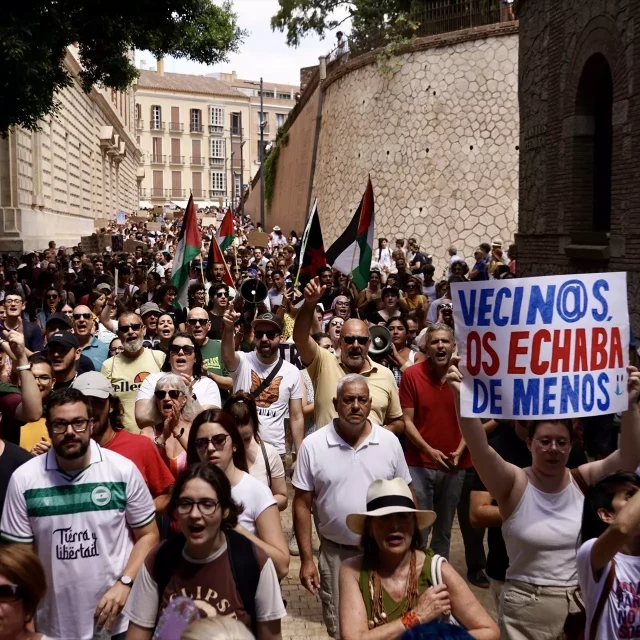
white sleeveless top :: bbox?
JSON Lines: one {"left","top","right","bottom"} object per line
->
{"left": 503, "top": 476, "right": 584, "bottom": 586}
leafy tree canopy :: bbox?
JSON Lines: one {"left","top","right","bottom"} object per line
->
{"left": 1, "top": 0, "right": 245, "bottom": 134}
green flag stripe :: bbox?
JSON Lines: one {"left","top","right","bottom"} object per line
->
{"left": 25, "top": 482, "right": 127, "bottom": 517}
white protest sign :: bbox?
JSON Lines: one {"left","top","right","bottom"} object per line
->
{"left": 451, "top": 273, "right": 629, "bottom": 419}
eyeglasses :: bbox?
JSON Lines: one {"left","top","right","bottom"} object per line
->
{"left": 255, "top": 330, "right": 278, "bottom": 340}
{"left": 5, "top": 298, "right": 22, "bottom": 305}
{"left": 195, "top": 434, "right": 229, "bottom": 451}
{"left": 0, "top": 584, "right": 22, "bottom": 603}
{"left": 532, "top": 437, "right": 571, "bottom": 451}
{"left": 33, "top": 375, "right": 52, "bottom": 383}
{"left": 176, "top": 499, "right": 220, "bottom": 516}
{"left": 342, "top": 335, "right": 369, "bottom": 345}
{"left": 169, "top": 344, "right": 195, "bottom": 355}
{"left": 154, "top": 389, "right": 183, "bottom": 400}
{"left": 73, "top": 313, "right": 92, "bottom": 320}
{"left": 118, "top": 323, "right": 142, "bottom": 333}
{"left": 188, "top": 318, "right": 209, "bottom": 326}
{"left": 50, "top": 418, "right": 90, "bottom": 435}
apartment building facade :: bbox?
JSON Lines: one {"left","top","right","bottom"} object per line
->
{"left": 0, "top": 46, "right": 140, "bottom": 252}
{"left": 135, "top": 63, "right": 298, "bottom": 208}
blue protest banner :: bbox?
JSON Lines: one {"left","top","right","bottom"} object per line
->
{"left": 451, "top": 273, "right": 629, "bottom": 419}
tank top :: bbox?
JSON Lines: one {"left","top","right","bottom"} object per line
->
{"left": 503, "top": 476, "right": 584, "bottom": 586}
{"left": 359, "top": 548, "right": 435, "bottom": 627}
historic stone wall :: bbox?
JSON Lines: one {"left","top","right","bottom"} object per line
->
{"left": 312, "top": 24, "right": 519, "bottom": 272}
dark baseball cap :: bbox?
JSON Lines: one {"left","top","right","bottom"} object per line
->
{"left": 251, "top": 312, "right": 283, "bottom": 333}
{"left": 46, "top": 331, "right": 79, "bottom": 350}
{"left": 45, "top": 312, "right": 72, "bottom": 328}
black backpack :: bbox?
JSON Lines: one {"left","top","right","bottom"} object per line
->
{"left": 153, "top": 529, "right": 261, "bottom": 633}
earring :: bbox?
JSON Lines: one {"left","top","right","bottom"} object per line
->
{"left": 233, "top": 447, "right": 236, "bottom": 452}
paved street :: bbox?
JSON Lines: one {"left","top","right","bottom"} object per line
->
{"left": 279, "top": 479, "right": 497, "bottom": 639}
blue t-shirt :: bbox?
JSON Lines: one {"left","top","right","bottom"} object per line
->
{"left": 473, "top": 260, "right": 489, "bottom": 280}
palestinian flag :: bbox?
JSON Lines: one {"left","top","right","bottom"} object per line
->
{"left": 216, "top": 209, "right": 235, "bottom": 252}
{"left": 295, "top": 199, "right": 326, "bottom": 287}
{"left": 325, "top": 177, "right": 374, "bottom": 290}
{"left": 171, "top": 194, "right": 202, "bottom": 307}
{"left": 206, "top": 234, "right": 235, "bottom": 288}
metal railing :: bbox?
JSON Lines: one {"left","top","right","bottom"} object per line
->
{"left": 209, "top": 124, "right": 224, "bottom": 135}
{"left": 170, "top": 189, "right": 186, "bottom": 198}
{"left": 169, "top": 155, "right": 184, "bottom": 164}
{"left": 190, "top": 123, "right": 204, "bottom": 133}
{"left": 230, "top": 127, "right": 244, "bottom": 137}
{"left": 150, "top": 121, "right": 166, "bottom": 131}
{"left": 150, "top": 154, "right": 166, "bottom": 164}
{"left": 151, "top": 188, "right": 166, "bottom": 197}
{"left": 209, "top": 189, "right": 225, "bottom": 198}
{"left": 192, "top": 189, "right": 206, "bottom": 198}
{"left": 135, "top": 119, "right": 144, "bottom": 130}
{"left": 169, "top": 122, "right": 184, "bottom": 132}
{"left": 190, "top": 157, "right": 205, "bottom": 165}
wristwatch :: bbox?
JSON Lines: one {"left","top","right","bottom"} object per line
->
{"left": 119, "top": 575, "right": 133, "bottom": 587}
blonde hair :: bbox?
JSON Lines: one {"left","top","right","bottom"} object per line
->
{"left": 152, "top": 373, "right": 199, "bottom": 423}
{"left": 0, "top": 545, "right": 47, "bottom": 619}
{"left": 181, "top": 617, "right": 255, "bottom": 640}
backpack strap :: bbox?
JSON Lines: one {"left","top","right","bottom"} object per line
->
{"left": 153, "top": 533, "right": 187, "bottom": 605}
{"left": 259, "top": 440, "right": 273, "bottom": 488}
{"left": 571, "top": 468, "right": 589, "bottom": 495}
{"left": 589, "top": 560, "right": 616, "bottom": 640}
{"left": 225, "top": 529, "right": 261, "bottom": 635}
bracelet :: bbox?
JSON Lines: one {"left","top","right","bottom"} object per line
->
{"left": 401, "top": 611, "right": 420, "bottom": 629}
{"left": 153, "top": 435, "right": 166, "bottom": 448}
{"left": 15, "top": 364, "right": 31, "bottom": 371}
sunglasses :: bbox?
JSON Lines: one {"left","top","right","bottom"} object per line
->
{"left": 342, "top": 335, "right": 369, "bottom": 345}
{"left": 169, "top": 344, "right": 196, "bottom": 355}
{"left": 154, "top": 389, "right": 183, "bottom": 400}
{"left": 215, "top": 292, "right": 227, "bottom": 298}
{"left": 195, "top": 434, "right": 229, "bottom": 451}
{"left": 73, "top": 313, "right": 92, "bottom": 320}
{"left": 438, "top": 303, "right": 453, "bottom": 311}
{"left": 46, "top": 294, "right": 59, "bottom": 299}
{"left": 118, "top": 323, "right": 142, "bottom": 333}
{"left": 329, "top": 320, "right": 343, "bottom": 327}
{"left": 255, "top": 329, "right": 278, "bottom": 340}
{"left": 0, "top": 584, "right": 21, "bottom": 602}
{"left": 187, "top": 318, "right": 209, "bottom": 326}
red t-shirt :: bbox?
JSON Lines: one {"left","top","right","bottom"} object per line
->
{"left": 104, "top": 429, "right": 175, "bottom": 497}
{"left": 399, "top": 361, "right": 471, "bottom": 469}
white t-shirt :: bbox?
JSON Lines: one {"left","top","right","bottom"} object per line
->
{"left": 249, "top": 441, "right": 285, "bottom": 486}
{"left": 292, "top": 421, "right": 412, "bottom": 546}
{"left": 230, "top": 352, "right": 302, "bottom": 454}
{"left": 135, "top": 371, "right": 221, "bottom": 408}
{"left": 0, "top": 441, "right": 155, "bottom": 640}
{"left": 232, "top": 472, "right": 276, "bottom": 535}
{"left": 577, "top": 538, "right": 640, "bottom": 639}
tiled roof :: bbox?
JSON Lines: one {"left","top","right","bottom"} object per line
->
{"left": 136, "top": 70, "right": 247, "bottom": 98}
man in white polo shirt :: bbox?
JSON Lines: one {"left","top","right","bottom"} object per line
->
{"left": 0, "top": 387, "right": 159, "bottom": 640}
{"left": 292, "top": 374, "right": 412, "bottom": 639}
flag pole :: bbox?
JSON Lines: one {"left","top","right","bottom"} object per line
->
{"left": 348, "top": 178, "right": 368, "bottom": 278}
{"left": 294, "top": 198, "right": 316, "bottom": 289}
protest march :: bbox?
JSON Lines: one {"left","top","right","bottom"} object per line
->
{"left": 0, "top": 181, "right": 639, "bottom": 640}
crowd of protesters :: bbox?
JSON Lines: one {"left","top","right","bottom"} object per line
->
{"left": 0, "top": 210, "right": 636, "bottom": 640}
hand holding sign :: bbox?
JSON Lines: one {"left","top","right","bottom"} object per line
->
{"left": 628, "top": 365, "right": 640, "bottom": 408}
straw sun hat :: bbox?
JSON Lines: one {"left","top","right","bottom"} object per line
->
{"left": 346, "top": 478, "right": 436, "bottom": 536}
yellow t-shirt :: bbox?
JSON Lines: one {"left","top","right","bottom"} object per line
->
{"left": 306, "top": 346, "right": 403, "bottom": 429}
{"left": 101, "top": 349, "right": 166, "bottom": 432}
{"left": 20, "top": 418, "right": 50, "bottom": 451}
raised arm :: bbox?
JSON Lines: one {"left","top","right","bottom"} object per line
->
{"left": 579, "top": 366, "right": 640, "bottom": 486}
{"left": 446, "top": 358, "right": 520, "bottom": 508}
{"left": 220, "top": 309, "right": 241, "bottom": 374}
{"left": 293, "top": 278, "right": 325, "bottom": 367}
{"left": 100, "top": 293, "right": 119, "bottom": 333}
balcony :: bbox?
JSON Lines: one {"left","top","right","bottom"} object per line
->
{"left": 150, "top": 121, "right": 166, "bottom": 131}
{"left": 170, "top": 189, "right": 186, "bottom": 198}
{"left": 150, "top": 154, "right": 166, "bottom": 164}
{"left": 209, "top": 189, "right": 225, "bottom": 198}
{"left": 151, "top": 188, "right": 167, "bottom": 198}
{"left": 135, "top": 119, "right": 144, "bottom": 130}
{"left": 230, "top": 127, "right": 244, "bottom": 137}
{"left": 169, "top": 122, "right": 184, "bottom": 132}
{"left": 192, "top": 189, "right": 206, "bottom": 198}
{"left": 169, "top": 155, "right": 184, "bottom": 165}
{"left": 209, "top": 156, "right": 225, "bottom": 167}
{"left": 139, "top": 188, "right": 149, "bottom": 197}
{"left": 209, "top": 124, "right": 224, "bottom": 135}
{"left": 190, "top": 123, "right": 204, "bottom": 133}
{"left": 190, "top": 157, "right": 205, "bottom": 166}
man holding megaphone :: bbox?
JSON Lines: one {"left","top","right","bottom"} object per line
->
{"left": 293, "top": 276, "right": 404, "bottom": 437}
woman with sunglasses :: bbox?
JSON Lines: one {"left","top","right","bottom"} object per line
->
{"left": 186, "top": 409, "right": 290, "bottom": 579}
{"left": 123, "top": 463, "right": 286, "bottom": 640}
{"left": 224, "top": 392, "right": 287, "bottom": 511}
{"left": 446, "top": 360, "right": 640, "bottom": 639}
{"left": 0, "top": 545, "right": 48, "bottom": 640}
{"left": 135, "top": 333, "right": 221, "bottom": 430}
{"left": 325, "top": 314, "right": 344, "bottom": 354}
{"left": 399, "top": 276, "right": 429, "bottom": 326}
{"left": 385, "top": 316, "right": 416, "bottom": 387}
{"left": 35, "top": 287, "right": 62, "bottom": 334}
{"left": 156, "top": 313, "right": 176, "bottom": 353}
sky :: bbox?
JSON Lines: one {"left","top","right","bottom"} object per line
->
{"left": 135, "top": 0, "right": 351, "bottom": 87}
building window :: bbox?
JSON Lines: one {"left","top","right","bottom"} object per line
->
{"left": 276, "top": 113, "right": 286, "bottom": 129}
{"left": 210, "top": 139, "right": 225, "bottom": 160}
{"left": 210, "top": 106, "right": 224, "bottom": 127}
{"left": 277, "top": 91, "right": 292, "bottom": 100}
{"left": 234, "top": 174, "right": 241, "bottom": 198}
{"left": 135, "top": 103, "right": 141, "bottom": 120}
{"left": 151, "top": 105, "right": 162, "bottom": 130}
{"left": 258, "top": 90, "right": 275, "bottom": 98}
{"left": 257, "top": 112, "right": 269, "bottom": 134}
{"left": 211, "top": 171, "right": 225, "bottom": 192}
{"left": 231, "top": 113, "right": 241, "bottom": 136}
{"left": 190, "top": 109, "right": 202, "bottom": 132}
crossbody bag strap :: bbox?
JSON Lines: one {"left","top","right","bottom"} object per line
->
{"left": 570, "top": 468, "right": 589, "bottom": 495}
{"left": 589, "top": 560, "right": 616, "bottom": 640}
{"left": 250, "top": 358, "right": 283, "bottom": 400}
{"left": 258, "top": 440, "right": 272, "bottom": 488}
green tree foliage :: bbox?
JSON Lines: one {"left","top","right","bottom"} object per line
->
{"left": 1, "top": 0, "right": 244, "bottom": 134}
